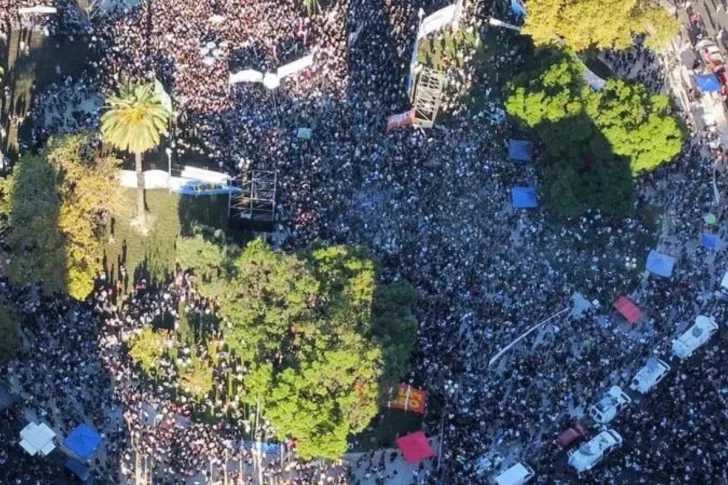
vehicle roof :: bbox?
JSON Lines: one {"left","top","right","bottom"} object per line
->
{"left": 635, "top": 357, "right": 669, "bottom": 380}
{"left": 557, "top": 425, "right": 585, "bottom": 448}
{"left": 673, "top": 316, "right": 717, "bottom": 354}
{"left": 570, "top": 430, "right": 621, "bottom": 467}
{"left": 495, "top": 463, "right": 533, "bottom": 485}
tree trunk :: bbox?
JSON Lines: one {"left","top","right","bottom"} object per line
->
{"left": 135, "top": 151, "right": 146, "bottom": 227}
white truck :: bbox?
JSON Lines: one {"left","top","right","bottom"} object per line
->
{"left": 494, "top": 462, "right": 536, "bottom": 485}
{"left": 629, "top": 357, "right": 671, "bottom": 394}
{"left": 567, "top": 429, "right": 623, "bottom": 473}
{"left": 588, "top": 386, "right": 631, "bottom": 424}
{"left": 672, "top": 315, "right": 718, "bottom": 360}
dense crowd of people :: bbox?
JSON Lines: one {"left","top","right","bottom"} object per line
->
{"left": 2, "top": 0, "right": 728, "bottom": 484}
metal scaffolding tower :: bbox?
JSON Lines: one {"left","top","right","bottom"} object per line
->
{"left": 229, "top": 170, "right": 277, "bottom": 224}
{"left": 412, "top": 68, "right": 447, "bottom": 129}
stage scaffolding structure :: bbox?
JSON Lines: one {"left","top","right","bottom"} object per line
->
{"left": 412, "top": 68, "right": 447, "bottom": 129}
{"left": 229, "top": 170, "right": 277, "bottom": 224}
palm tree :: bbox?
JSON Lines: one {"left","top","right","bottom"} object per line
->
{"left": 101, "top": 82, "right": 170, "bottom": 231}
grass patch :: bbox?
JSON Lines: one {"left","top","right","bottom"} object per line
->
{"left": 103, "top": 189, "right": 233, "bottom": 291}
{"left": 350, "top": 408, "right": 423, "bottom": 452}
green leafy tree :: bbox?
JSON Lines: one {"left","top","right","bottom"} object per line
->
{"left": 129, "top": 326, "right": 168, "bottom": 374}
{"left": 179, "top": 357, "right": 214, "bottom": 401}
{"left": 585, "top": 79, "right": 684, "bottom": 172}
{"left": 101, "top": 82, "right": 171, "bottom": 231}
{"left": 505, "top": 50, "right": 684, "bottom": 217}
{"left": 523, "top": 0, "right": 679, "bottom": 51}
{"left": 197, "top": 239, "right": 417, "bottom": 459}
{"left": 0, "top": 135, "right": 122, "bottom": 298}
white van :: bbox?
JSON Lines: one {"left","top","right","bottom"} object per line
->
{"left": 567, "top": 429, "right": 623, "bottom": 472}
{"left": 494, "top": 462, "right": 536, "bottom": 485}
{"left": 588, "top": 386, "right": 631, "bottom": 424}
{"left": 672, "top": 315, "right": 718, "bottom": 360}
{"left": 629, "top": 357, "right": 671, "bottom": 394}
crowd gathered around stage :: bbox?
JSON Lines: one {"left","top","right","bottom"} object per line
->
{"left": 3, "top": 0, "right": 728, "bottom": 484}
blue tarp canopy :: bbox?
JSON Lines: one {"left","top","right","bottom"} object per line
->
{"left": 511, "top": 0, "right": 527, "bottom": 16}
{"left": 508, "top": 139, "right": 533, "bottom": 162}
{"left": 64, "top": 424, "right": 102, "bottom": 460}
{"left": 646, "top": 250, "right": 676, "bottom": 278}
{"left": 701, "top": 233, "right": 719, "bottom": 249}
{"left": 65, "top": 458, "right": 91, "bottom": 481}
{"left": 511, "top": 186, "right": 538, "bottom": 209}
{"left": 695, "top": 74, "right": 722, "bottom": 92}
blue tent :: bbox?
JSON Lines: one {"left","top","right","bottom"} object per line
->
{"left": 646, "top": 250, "right": 676, "bottom": 278}
{"left": 65, "top": 458, "right": 92, "bottom": 482}
{"left": 701, "top": 233, "right": 719, "bottom": 249}
{"left": 508, "top": 139, "right": 533, "bottom": 162}
{"left": 511, "top": 0, "right": 527, "bottom": 16}
{"left": 695, "top": 74, "right": 722, "bottom": 93}
{"left": 511, "top": 186, "right": 538, "bottom": 209}
{"left": 64, "top": 424, "right": 102, "bottom": 461}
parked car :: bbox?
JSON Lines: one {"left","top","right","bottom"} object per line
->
{"left": 672, "top": 315, "right": 718, "bottom": 360}
{"left": 556, "top": 423, "right": 586, "bottom": 449}
{"left": 494, "top": 462, "right": 536, "bottom": 485}
{"left": 588, "top": 386, "right": 631, "bottom": 424}
{"left": 696, "top": 39, "right": 726, "bottom": 69}
{"left": 629, "top": 357, "right": 671, "bottom": 394}
{"left": 567, "top": 429, "right": 623, "bottom": 473}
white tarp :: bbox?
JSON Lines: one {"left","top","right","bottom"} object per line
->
{"left": 417, "top": 5, "right": 458, "bottom": 39}
{"left": 230, "top": 54, "right": 314, "bottom": 89}
{"left": 229, "top": 69, "right": 264, "bottom": 84}
{"left": 19, "top": 422, "right": 56, "bottom": 456}
{"left": 18, "top": 6, "right": 57, "bottom": 14}
{"left": 277, "top": 54, "right": 314, "bottom": 80}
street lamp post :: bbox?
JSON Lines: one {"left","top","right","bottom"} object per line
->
{"left": 165, "top": 147, "right": 173, "bottom": 193}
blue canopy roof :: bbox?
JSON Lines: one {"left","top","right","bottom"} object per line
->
{"left": 646, "top": 250, "right": 676, "bottom": 278}
{"left": 64, "top": 424, "right": 102, "bottom": 460}
{"left": 701, "top": 233, "right": 719, "bottom": 249}
{"left": 511, "top": 0, "right": 527, "bottom": 16}
{"left": 508, "top": 139, "right": 533, "bottom": 162}
{"left": 511, "top": 186, "right": 538, "bottom": 209}
{"left": 695, "top": 74, "right": 722, "bottom": 92}
{"left": 65, "top": 458, "right": 91, "bottom": 481}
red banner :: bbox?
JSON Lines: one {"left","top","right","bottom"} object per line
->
{"left": 386, "top": 110, "right": 415, "bottom": 132}
{"left": 390, "top": 384, "right": 427, "bottom": 414}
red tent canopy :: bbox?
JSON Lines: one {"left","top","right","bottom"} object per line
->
{"left": 614, "top": 296, "right": 642, "bottom": 324}
{"left": 396, "top": 431, "right": 436, "bottom": 464}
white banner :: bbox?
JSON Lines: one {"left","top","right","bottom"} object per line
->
{"left": 276, "top": 54, "right": 314, "bottom": 80}
{"left": 417, "top": 5, "right": 457, "bottom": 39}
{"left": 229, "top": 69, "right": 264, "bottom": 85}
{"left": 18, "top": 6, "right": 57, "bottom": 14}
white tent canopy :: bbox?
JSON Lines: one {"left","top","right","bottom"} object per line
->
{"left": 20, "top": 422, "right": 56, "bottom": 456}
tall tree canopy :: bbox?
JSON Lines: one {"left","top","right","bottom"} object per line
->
{"left": 101, "top": 82, "right": 170, "bottom": 229}
{"left": 183, "top": 238, "right": 418, "bottom": 459}
{"left": 0, "top": 135, "right": 122, "bottom": 298}
{"left": 523, "top": 0, "right": 679, "bottom": 51}
{"left": 505, "top": 51, "right": 684, "bottom": 217}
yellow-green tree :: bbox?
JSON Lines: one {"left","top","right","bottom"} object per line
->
{"left": 101, "top": 82, "right": 171, "bottom": 231}
{"left": 0, "top": 135, "right": 123, "bottom": 298}
{"left": 523, "top": 0, "right": 679, "bottom": 51}
{"left": 129, "top": 326, "right": 168, "bottom": 373}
